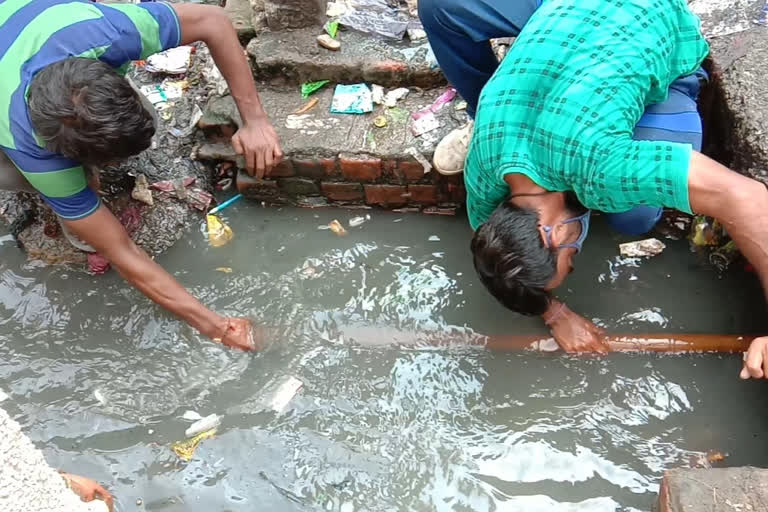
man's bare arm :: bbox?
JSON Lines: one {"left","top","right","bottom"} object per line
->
{"left": 61, "top": 205, "right": 257, "bottom": 350}
{"left": 171, "top": 3, "right": 282, "bottom": 177}
{"left": 687, "top": 151, "right": 768, "bottom": 378}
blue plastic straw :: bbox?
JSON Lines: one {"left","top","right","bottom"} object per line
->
{"left": 208, "top": 194, "right": 243, "bottom": 215}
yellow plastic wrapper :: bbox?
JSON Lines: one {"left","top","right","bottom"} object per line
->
{"left": 207, "top": 214, "right": 233, "bottom": 247}
{"left": 171, "top": 429, "right": 217, "bottom": 461}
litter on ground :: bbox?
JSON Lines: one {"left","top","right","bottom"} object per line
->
{"left": 330, "top": 84, "right": 373, "bottom": 114}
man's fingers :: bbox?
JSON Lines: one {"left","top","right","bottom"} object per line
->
{"left": 264, "top": 149, "right": 274, "bottom": 174}
{"left": 255, "top": 151, "right": 266, "bottom": 179}
{"left": 745, "top": 349, "right": 765, "bottom": 378}
{"left": 245, "top": 149, "right": 256, "bottom": 177}
{"left": 274, "top": 143, "right": 284, "bottom": 162}
{"left": 740, "top": 365, "right": 751, "bottom": 380}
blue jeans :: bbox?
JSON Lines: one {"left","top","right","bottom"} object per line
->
{"left": 419, "top": 0, "right": 707, "bottom": 236}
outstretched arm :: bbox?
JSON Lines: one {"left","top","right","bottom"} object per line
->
{"left": 62, "top": 205, "right": 259, "bottom": 351}
{"left": 687, "top": 151, "right": 768, "bottom": 378}
{"left": 172, "top": 3, "right": 282, "bottom": 178}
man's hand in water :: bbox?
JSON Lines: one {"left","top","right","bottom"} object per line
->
{"left": 740, "top": 337, "right": 768, "bottom": 379}
{"left": 544, "top": 301, "right": 608, "bottom": 354}
{"left": 60, "top": 473, "right": 114, "bottom": 512}
{"left": 217, "top": 318, "right": 266, "bottom": 351}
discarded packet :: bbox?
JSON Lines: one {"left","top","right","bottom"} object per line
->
{"left": 325, "top": 20, "right": 340, "bottom": 38}
{"left": 413, "top": 88, "right": 457, "bottom": 120}
{"left": 383, "top": 87, "right": 409, "bottom": 108}
{"left": 349, "top": 214, "right": 370, "bottom": 227}
{"left": 301, "top": 80, "right": 331, "bottom": 98}
{"left": 411, "top": 111, "right": 440, "bottom": 136}
{"left": 207, "top": 214, "right": 234, "bottom": 247}
{"left": 330, "top": 84, "right": 373, "bottom": 114}
{"left": 169, "top": 104, "right": 203, "bottom": 138}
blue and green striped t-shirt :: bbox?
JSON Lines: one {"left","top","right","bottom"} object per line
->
{"left": 0, "top": 0, "right": 180, "bottom": 219}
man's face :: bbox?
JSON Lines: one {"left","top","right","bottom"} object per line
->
{"left": 539, "top": 209, "right": 591, "bottom": 290}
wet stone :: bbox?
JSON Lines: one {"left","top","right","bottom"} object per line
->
{"left": 659, "top": 467, "right": 768, "bottom": 512}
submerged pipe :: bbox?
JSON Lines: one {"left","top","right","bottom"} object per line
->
{"left": 336, "top": 326, "right": 752, "bottom": 353}
{"left": 484, "top": 333, "right": 752, "bottom": 353}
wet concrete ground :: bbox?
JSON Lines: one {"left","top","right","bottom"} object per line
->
{"left": 0, "top": 206, "right": 767, "bottom": 511}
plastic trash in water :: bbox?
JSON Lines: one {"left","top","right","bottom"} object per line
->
{"left": 301, "top": 80, "right": 331, "bottom": 98}
{"left": 349, "top": 215, "right": 370, "bottom": 228}
{"left": 215, "top": 267, "right": 233, "bottom": 273}
{"left": 206, "top": 194, "right": 242, "bottom": 247}
{"left": 619, "top": 238, "right": 666, "bottom": 258}
{"left": 145, "top": 46, "right": 193, "bottom": 74}
{"left": 181, "top": 410, "right": 203, "bottom": 421}
{"left": 185, "top": 413, "right": 221, "bottom": 438}
{"left": 330, "top": 84, "right": 373, "bottom": 114}
{"left": 172, "top": 429, "right": 216, "bottom": 461}
{"left": 710, "top": 240, "right": 740, "bottom": 271}
{"left": 266, "top": 376, "right": 303, "bottom": 413}
{"left": 328, "top": 219, "right": 348, "bottom": 236}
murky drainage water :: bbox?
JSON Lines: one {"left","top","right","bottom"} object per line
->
{"left": 1, "top": 205, "right": 767, "bottom": 511}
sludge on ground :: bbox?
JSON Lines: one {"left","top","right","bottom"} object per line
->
{"left": 0, "top": 205, "right": 767, "bottom": 512}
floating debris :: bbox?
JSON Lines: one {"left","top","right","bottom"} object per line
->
{"left": 690, "top": 216, "right": 722, "bottom": 247}
{"left": 317, "top": 34, "right": 341, "bottom": 51}
{"left": 619, "top": 238, "right": 666, "bottom": 258}
{"left": 373, "top": 115, "right": 388, "bottom": 128}
{"left": 171, "top": 429, "right": 216, "bottom": 461}
{"left": 349, "top": 215, "right": 370, "bottom": 227}
{"left": 215, "top": 267, "right": 234, "bottom": 274}
{"left": 131, "top": 174, "right": 154, "bottom": 206}
{"left": 428, "top": 235, "right": 441, "bottom": 242}
{"left": 0, "top": 389, "right": 8, "bottom": 402}
{"left": 707, "top": 450, "right": 727, "bottom": 463}
{"left": 710, "top": 240, "right": 740, "bottom": 271}
{"left": 145, "top": 46, "right": 193, "bottom": 74}
{"left": 328, "top": 219, "right": 348, "bottom": 236}
{"left": 185, "top": 413, "right": 221, "bottom": 438}
{"left": 266, "top": 376, "right": 304, "bottom": 413}
{"left": 207, "top": 215, "right": 234, "bottom": 247}
{"left": 294, "top": 97, "right": 320, "bottom": 115}
{"left": 93, "top": 389, "right": 107, "bottom": 406}
{"left": 383, "top": 87, "right": 410, "bottom": 108}
{"left": 181, "top": 410, "right": 203, "bottom": 421}
{"left": 330, "top": 84, "right": 373, "bottom": 114}
{"left": 301, "top": 79, "right": 331, "bottom": 98}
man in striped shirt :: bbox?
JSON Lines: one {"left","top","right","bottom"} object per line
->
{"left": 0, "top": 0, "right": 282, "bottom": 350}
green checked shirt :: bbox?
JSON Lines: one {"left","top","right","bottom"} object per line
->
{"left": 464, "top": 0, "right": 709, "bottom": 230}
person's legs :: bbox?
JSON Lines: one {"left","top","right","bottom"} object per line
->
{"left": 605, "top": 70, "right": 707, "bottom": 236}
{"left": 419, "top": 0, "right": 539, "bottom": 117}
{"left": 420, "top": 0, "right": 540, "bottom": 175}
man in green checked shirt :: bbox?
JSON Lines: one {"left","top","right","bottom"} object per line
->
{"left": 0, "top": 0, "right": 282, "bottom": 351}
{"left": 422, "top": 0, "right": 768, "bottom": 377}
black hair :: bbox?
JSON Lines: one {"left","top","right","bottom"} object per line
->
{"left": 27, "top": 58, "right": 155, "bottom": 166}
{"left": 470, "top": 201, "right": 557, "bottom": 316}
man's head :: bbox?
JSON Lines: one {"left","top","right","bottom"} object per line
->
{"left": 28, "top": 58, "right": 155, "bottom": 166}
{"left": 471, "top": 192, "right": 589, "bottom": 316}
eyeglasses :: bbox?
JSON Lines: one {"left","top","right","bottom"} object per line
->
{"left": 541, "top": 210, "right": 591, "bottom": 253}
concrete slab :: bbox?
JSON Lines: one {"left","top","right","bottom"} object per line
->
{"left": 659, "top": 467, "right": 768, "bottom": 511}
{"left": 247, "top": 29, "right": 445, "bottom": 88}
{"left": 691, "top": 0, "right": 768, "bottom": 184}
{"left": 199, "top": 84, "right": 467, "bottom": 161}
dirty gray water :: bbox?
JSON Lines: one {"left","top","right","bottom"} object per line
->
{"left": 1, "top": 205, "right": 768, "bottom": 512}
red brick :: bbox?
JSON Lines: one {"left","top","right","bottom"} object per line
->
{"left": 340, "top": 155, "right": 382, "bottom": 182}
{"left": 382, "top": 159, "right": 397, "bottom": 178}
{"left": 236, "top": 174, "right": 279, "bottom": 198}
{"left": 266, "top": 159, "right": 294, "bottom": 178}
{"left": 293, "top": 158, "right": 337, "bottom": 178}
{"left": 408, "top": 184, "right": 439, "bottom": 205}
{"left": 321, "top": 182, "right": 364, "bottom": 202}
{"left": 364, "top": 184, "right": 408, "bottom": 207}
{"left": 397, "top": 159, "right": 427, "bottom": 182}
{"left": 444, "top": 182, "right": 466, "bottom": 202}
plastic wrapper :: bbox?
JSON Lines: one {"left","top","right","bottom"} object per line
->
{"left": 185, "top": 414, "right": 221, "bottom": 438}
{"left": 330, "top": 84, "right": 373, "bottom": 114}
{"left": 301, "top": 80, "right": 330, "bottom": 98}
{"left": 145, "top": 46, "right": 193, "bottom": 74}
{"left": 328, "top": 219, "right": 348, "bottom": 236}
{"left": 171, "top": 429, "right": 216, "bottom": 461}
{"left": 207, "top": 214, "right": 234, "bottom": 247}
{"left": 339, "top": 0, "right": 409, "bottom": 40}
